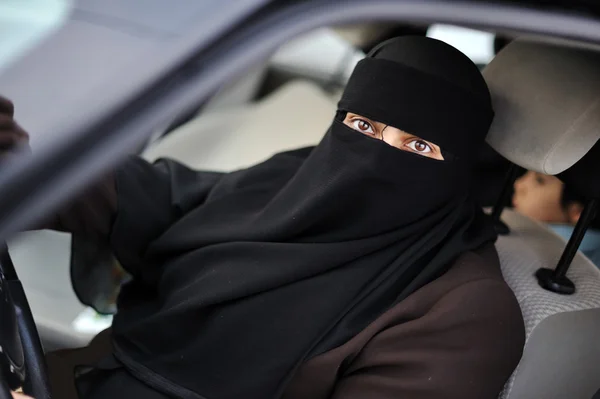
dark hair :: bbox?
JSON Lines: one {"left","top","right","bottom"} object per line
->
{"left": 561, "top": 184, "right": 600, "bottom": 229}
{"left": 560, "top": 184, "right": 586, "bottom": 210}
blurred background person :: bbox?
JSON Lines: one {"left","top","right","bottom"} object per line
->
{"left": 512, "top": 171, "right": 600, "bottom": 266}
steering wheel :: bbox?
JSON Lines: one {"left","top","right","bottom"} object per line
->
{"left": 0, "top": 245, "right": 51, "bottom": 399}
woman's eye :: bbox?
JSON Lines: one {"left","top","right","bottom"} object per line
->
{"left": 406, "top": 139, "right": 432, "bottom": 154}
{"left": 351, "top": 119, "right": 374, "bottom": 134}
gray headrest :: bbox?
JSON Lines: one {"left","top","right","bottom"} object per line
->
{"left": 484, "top": 39, "right": 600, "bottom": 175}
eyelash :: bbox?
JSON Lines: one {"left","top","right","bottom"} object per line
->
{"left": 350, "top": 118, "right": 433, "bottom": 154}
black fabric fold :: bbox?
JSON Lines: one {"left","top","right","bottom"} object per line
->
{"left": 338, "top": 58, "right": 494, "bottom": 160}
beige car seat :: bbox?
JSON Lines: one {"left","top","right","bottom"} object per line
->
{"left": 484, "top": 40, "right": 600, "bottom": 399}
{"left": 143, "top": 80, "right": 338, "bottom": 171}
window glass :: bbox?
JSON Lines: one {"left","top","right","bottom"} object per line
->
{"left": 427, "top": 24, "right": 495, "bottom": 66}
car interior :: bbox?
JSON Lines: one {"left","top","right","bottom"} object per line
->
{"left": 3, "top": 14, "right": 600, "bottom": 398}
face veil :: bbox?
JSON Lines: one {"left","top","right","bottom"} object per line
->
{"left": 108, "top": 36, "right": 497, "bottom": 399}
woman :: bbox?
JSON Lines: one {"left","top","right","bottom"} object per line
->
{"left": 1, "top": 36, "right": 524, "bottom": 399}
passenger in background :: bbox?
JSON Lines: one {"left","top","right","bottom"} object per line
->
{"left": 512, "top": 171, "right": 600, "bottom": 266}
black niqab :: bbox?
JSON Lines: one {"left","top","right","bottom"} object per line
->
{"left": 109, "top": 37, "right": 497, "bottom": 399}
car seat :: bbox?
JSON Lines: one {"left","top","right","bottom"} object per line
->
{"left": 143, "top": 80, "right": 338, "bottom": 170}
{"left": 484, "top": 39, "right": 600, "bottom": 399}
